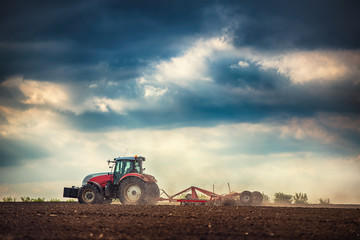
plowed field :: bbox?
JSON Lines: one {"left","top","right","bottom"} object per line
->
{"left": 1, "top": 203, "right": 359, "bottom": 239}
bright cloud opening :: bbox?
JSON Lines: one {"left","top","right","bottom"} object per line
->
{"left": 249, "top": 50, "right": 360, "bottom": 84}
{"left": 141, "top": 37, "right": 233, "bottom": 87}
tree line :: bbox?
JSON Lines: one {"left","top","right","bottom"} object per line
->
{"left": 262, "top": 192, "right": 330, "bottom": 205}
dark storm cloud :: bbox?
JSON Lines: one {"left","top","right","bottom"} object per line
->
{"left": 226, "top": 0, "right": 360, "bottom": 50}
{"left": 0, "top": 0, "right": 217, "bottom": 82}
{"left": 2, "top": 0, "right": 359, "bottom": 82}
{"left": 0, "top": 137, "right": 50, "bottom": 167}
{"left": 0, "top": 1, "right": 209, "bottom": 43}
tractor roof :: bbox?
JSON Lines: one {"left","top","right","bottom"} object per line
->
{"left": 114, "top": 156, "right": 145, "bottom": 161}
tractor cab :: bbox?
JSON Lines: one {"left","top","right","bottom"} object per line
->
{"left": 112, "top": 156, "right": 145, "bottom": 184}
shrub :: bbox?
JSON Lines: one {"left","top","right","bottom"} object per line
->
{"left": 21, "top": 196, "right": 45, "bottom": 202}
{"left": 319, "top": 198, "right": 330, "bottom": 205}
{"left": 21, "top": 196, "right": 31, "bottom": 202}
{"left": 274, "top": 192, "right": 293, "bottom": 204}
{"left": 3, "top": 196, "right": 16, "bottom": 202}
{"left": 50, "top": 198, "right": 61, "bottom": 202}
{"left": 293, "top": 193, "right": 308, "bottom": 204}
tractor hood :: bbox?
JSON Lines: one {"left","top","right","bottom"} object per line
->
{"left": 82, "top": 172, "right": 112, "bottom": 186}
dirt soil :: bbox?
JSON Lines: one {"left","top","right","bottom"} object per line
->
{"left": 1, "top": 203, "right": 360, "bottom": 240}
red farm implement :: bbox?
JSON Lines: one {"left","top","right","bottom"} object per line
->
{"left": 159, "top": 186, "right": 263, "bottom": 206}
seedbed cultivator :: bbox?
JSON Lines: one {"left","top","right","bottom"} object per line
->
{"left": 158, "top": 186, "right": 263, "bottom": 206}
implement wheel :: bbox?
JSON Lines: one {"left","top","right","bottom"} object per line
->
{"left": 119, "top": 177, "right": 147, "bottom": 205}
{"left": 239, "top": 191, "right": 253, "bottom": 206}
{"left": 78, "top": 184, "right": 102, "bottom": 204}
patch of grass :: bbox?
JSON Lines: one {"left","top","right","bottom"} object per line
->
{"left": 31, "top": 197, "right": 45, "bottom": 202}
{"left": 50, "top": 198, "right": 61, "bottom": 202}
{"left": 20, "top": 196, "right": 45, "bottom": 202}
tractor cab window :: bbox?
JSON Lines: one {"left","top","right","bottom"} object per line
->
{"left": 117, "top": 161, "right": 132, "bottom": 175}
{"left": 134, "top": 161, "right": 141, "bottom": 173}
{"left": 115, "top": 160, "right": 142, "bottom": 175}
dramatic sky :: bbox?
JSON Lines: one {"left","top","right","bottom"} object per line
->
{"left": 1, "top": 0, "right": 359, "bottom": 203}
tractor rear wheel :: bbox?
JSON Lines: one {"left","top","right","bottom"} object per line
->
{"left": 145, "top": 182, "right": 160, "bottom": 205}
{"left": 78, "top": 184, "right": 102, "bottom": 204}
{"left": 252, "top": 191, "right": 263, "bottom": 206}
{"left": 239, "top": 191, "right": 253, "bottom": 206}
{"left": 119, "top": 177, "right": 147, "bottom": 205}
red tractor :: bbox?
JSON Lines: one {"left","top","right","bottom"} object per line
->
{"left": 63, "top": 155, "right": 159, "bottom": 205}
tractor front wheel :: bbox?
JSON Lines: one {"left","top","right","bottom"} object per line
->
{"left": 119, "top": 177, "right": 147, "bottom": 205}
{"left": 78, "top": 184, "right": 102, "bottom": 204}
